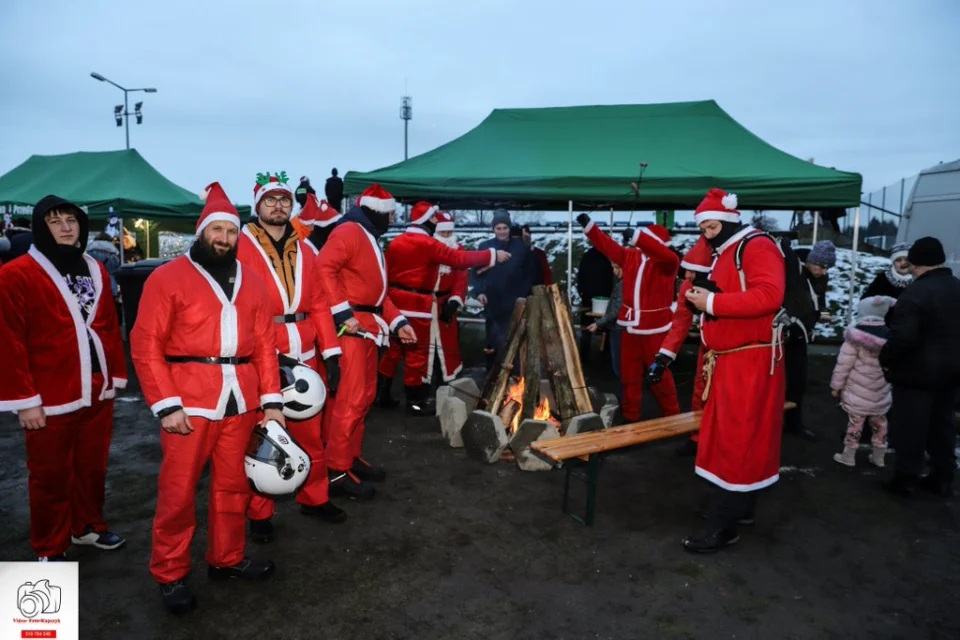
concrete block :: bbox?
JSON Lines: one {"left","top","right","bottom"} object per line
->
{"left": 600, "top": 404, "right": 620, "bottom": 429}
{"left": 563, "top": 412, "right": 604, "bottom": 436}
{"left": 435, "top": 385, "right": 453, "bottom": 412}
{"left": 508, "top": 419, "right": 560, "bottom": 472}
{"left": 449, "top": 377, "right": 481, "bottom": 414}
{"left": 439, "top": 396, "right": 468, "bottom": 448}
{"left": 603, "top": 393, "right": 619, "bottom": 408}
{"left": 461, "top": 411, "right": 509, "bottom": 464}
{"left": 587, "top": 386, "right": 604, "bottom": 414}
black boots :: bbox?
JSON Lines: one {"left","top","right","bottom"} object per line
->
{"left": 249, "top": 518, "right": 273, "bottom": 544}
{"left": 376, "top": 374, "right": 400, "bottom": 408}
{"left": 352, "top": 457, "right": 387, "bottom": 482}
{"left": 405, "top": 385, "right": 436, "bottom": 416}
{"left": 207, "top": 558, "right": 276, "bottom": 581}
{"left": 882, "top": 472, "right": 917, "bottom": 498}
{"left": 300, "top": 502, "right": 348, "bottom": 523}
{"left": 329, "top": 468, "right": 376, "bottom": 501}
{"left": 159, "top": 579, "right": 197, "bottom": 614}
{"left": 682, "top": 528, "right": 740, "bottom": 553}
{"left": 918, "top": 473, "right": 954, "bottom": 497}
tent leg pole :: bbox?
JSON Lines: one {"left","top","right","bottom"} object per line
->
{"left": 812, "top": 210, "right": 819, "bottom": 244}
{"left": 846, "top": 207, "right": 861, "bottom": 325}
{"left": 567, "top": 200, "right": 573, "bottom": 306}
{"left": 609, "top": 207, "right": 614, "bottom": 228}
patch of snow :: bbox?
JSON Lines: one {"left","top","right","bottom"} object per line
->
{"left": 779, "top": 465, "right": 819, "bottom": 477}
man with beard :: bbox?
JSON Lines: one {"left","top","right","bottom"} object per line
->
{"left": 576, "top": 215, "right": 681, "bottom": 423}
{"left": 381, "top": 201, "right": 508, "bottom": 415}
{"left": 683, "top": 188, "right": 786, "bottom": 553}
{"left": 0, "top": 195, "right": 127, "bottom": 561}
{"left": 316, "top": 184, "right": 418, "bottom": 500}
{"left": 238, "top": 173, "right": 347, "bottom": 544}
{"left": 430, "top": 212, "right": 472, "bottom": 386}
{"left": 131, "top": 182, "right": 284, "bottom": 613}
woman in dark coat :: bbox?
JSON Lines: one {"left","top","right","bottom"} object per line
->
{"left": 863, "top": 243, "right": 913, "bottom": 299}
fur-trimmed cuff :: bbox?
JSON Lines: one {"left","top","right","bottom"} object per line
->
{"left": 260, "top": 393, "right": 283, "bottom": 406}
{"left": 658, "top": 348, "right": 677, "bottom": 360}
{"left": 584, "top": 221, "right": 596, "bottom": 235}
{"left": 389, "top": 315, "right": 407, "bottom": 332}
{"left": 706, "top": 292, "right": 716, "bottom": 317}
{"left": 113, "top": 377, "right": 128, "bottom": 390}
{"left": 151, "top": 396, "right": 184, "bottom": 417}
{"left": 486, "top": 248, "right": 497, "bottom": 268}
{"left": 332, "top": 308, "right": 354, "bottom": 325}
{"left": 0, "top": 394, "right": 43, "bottom": 412}
{"left": 322, "top": 347, "right": 342, "bottom": 359}
{"left": 448, "top": 296, "right": 464, "bottom": 306}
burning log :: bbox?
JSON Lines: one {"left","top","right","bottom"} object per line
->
{"left": 478, "top": 298, "right": 527, "bottom": 414}
{"left": 545, "top": 284, "right": 593, "bottom": 416}
{"left": 498, "top": 398, "right": 521, "bottom": 431}
{"left": 521, "top": 289, "right": 543, "bottom": 422}
{"left": 537, "top": 286, "right": 579, "bottom": 422}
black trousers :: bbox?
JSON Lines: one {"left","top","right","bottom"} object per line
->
{"left": 783, "top": 338, "right": 808, "bottom": 431}
{"left": 705, "top": 488, "right": 758, "bottom": 532}
{"left": 890, "top": 386, "right": 957, "bottom": 481}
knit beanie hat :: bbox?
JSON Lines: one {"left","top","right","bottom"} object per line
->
{"left": 907, "top": 236, "right": 945, "bottom": 267}
{"left": 890, "top": 242, "right": 911, "bottom": 262}
{"left": 807, "top": 240, "right": 837, "bottom": 268}
{"left": 857, "top": 295, "right": 895, "bottom": 322}
{"left": 492, "top": 209, "right": 511, "bottom": 228}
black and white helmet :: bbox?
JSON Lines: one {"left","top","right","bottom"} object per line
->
{"left": 279, "top": 355, "right": 326, "bottom": 420}
{"left": 245, "top": 420, "right": 310, "bottom": 496}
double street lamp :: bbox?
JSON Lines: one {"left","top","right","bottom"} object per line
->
{"left": 90, "top": 72, "right": 157, "bottom": 150}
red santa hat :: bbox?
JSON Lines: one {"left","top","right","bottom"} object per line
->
{"left": 298, "top": 194, "right": 342, "bottom": 228}
{"left": 693, "top": 188, "right": 740, "bottom": 224}
{"left": 630, "top": 223, "right": 671, "bottom": 247}
{"left": 196, "top": 182, "right": 240, "bottom": 236}
{"left": 253, "top": 171, "right": 294, "bottom": 211}
{"left": 680, "top": 236, "right": 713, "bottom": 274}
{"left": 356, "top": 184, "right": 396, "bottom": 214}
{"left": 435, "top": 211, "right": 455, "bottom": 232}
{"left": 409, "top": 201, "right": 439, "bottom": 226}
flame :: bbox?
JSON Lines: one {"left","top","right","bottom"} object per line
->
{"left": 504, "top": 377, "right": 560, "bottom": 433}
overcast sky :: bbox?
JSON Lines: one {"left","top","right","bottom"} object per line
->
{"left": 2, "top": 0, "right": 957, "bottom": 222}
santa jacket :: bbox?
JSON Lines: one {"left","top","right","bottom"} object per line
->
{"left": 315, "top": 214, "right": 407, "bottom": 347}
{"left": 386, "top": 227, "right": 496, "bottom": 319}
{"left": 701, "top": 227, "right": 785, "bottom": 352}
{"left": 430, "top": 245, "right": 470, "bottom": 381}
{"left": 130, "top": 255, "right": 282, "bottom": 419}
{"left": 658, "top": 278, "right": 697, "bottom": 359}
{"left": 238, "top": 226, "right": 341, "bottom": 361}
{"left": 0, "top": 247, "right": 127, "bottom": 415}
{"left": 584, "top": 222, "right": 679, "bottom": 334}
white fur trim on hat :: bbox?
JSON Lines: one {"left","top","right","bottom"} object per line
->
{"left": 316, "top": 213, "right": 343, "bottom": 228}
{"left": 890, "top": 249, "right": 909, "bottom": 261}
{"left": 196, "top": 211, "right": 240, "bottom": 236}
{"left": 435, "top": 221, "right": 455, "bottom": 232}
{"left": 631, "top": 226, "right": 667, "bottom": 247}
{"left": 411, "top": 204, "right": 439, "bottom": 225}
{"left": 694, "top": 210, "right": 741, "bottom": 224}
{"left": 680, "top": 260, "right": 711, "bottom": 273}
{"left": 253, "top": 182, "right": 294, "bottom": 209}
{"left": 359, "top": 195, "right": 397, "bottom": 214}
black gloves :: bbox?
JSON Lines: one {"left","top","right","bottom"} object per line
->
{"left": 324, "top": 354, "right": 341, "bottom": 394}
{"left": 509, "top": 225, "right": 522, "bottom": 239}
{"left": 576, "top": 213, "right": 591, "bottom": 227}
{"left": 440, "top": 299, "right": 461, "bottom": 323}
{"left": 645, "top": 353, "right": 674, "bottom": 385}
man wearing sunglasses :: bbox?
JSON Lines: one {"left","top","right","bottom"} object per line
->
{"left": 237, "top": 173, "right": 347, "bottom": 545}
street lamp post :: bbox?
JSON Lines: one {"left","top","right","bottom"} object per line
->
{"left": 400, "top": 96, "right": 412, "bottom": 222}
{"left": 90, "top": 72, "right": 157, "bottom": 150}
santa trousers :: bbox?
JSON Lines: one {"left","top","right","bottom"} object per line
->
{"left": 377, "top": 341, "right": 403, "bottom": 379}
{"left": 327, "top": 336, "right": 379, "bottom": 471}
{"left": 377, "top": 321, "right": 431, "bottom": 386}
{"left": 620, "top": 331, "right": 680, "bottom": 421}
{"left": 248, "top": 356, "right": 330, "bottom": 519}
{"left": 150, "top": 412, "right": 256, "bottom": 584}
{"left": 24, "top": 374, "right": 114, "bottom": 558}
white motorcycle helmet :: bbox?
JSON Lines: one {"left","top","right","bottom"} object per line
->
{"left": 245, "top": 420, "right": 311, "bottom": 497}
{"left": 279, "top": 355, "right": 326, "bottom": 420}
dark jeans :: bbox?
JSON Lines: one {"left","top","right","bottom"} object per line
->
{"left": 890, "top": 386, "right": 957, "bottom": 481}
{"left": 783, "top": 337, "right": 808, "bottom": 431}
{"left": 705, "top": 487, "right": 758, "bottom": 533}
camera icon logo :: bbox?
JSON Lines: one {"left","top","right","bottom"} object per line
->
{"left": 17, "top": 580, "right": 61, "bottom": 619}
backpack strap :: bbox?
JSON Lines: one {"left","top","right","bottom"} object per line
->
{"left": 733, "top": 232, "right": 784, "bottom": 291}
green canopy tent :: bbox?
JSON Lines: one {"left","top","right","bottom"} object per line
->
{"left": 345, "top": 100, "right": 864, "bottom": 309}
{"left": 0, "top": 149, "right": 251, "bottom": 220}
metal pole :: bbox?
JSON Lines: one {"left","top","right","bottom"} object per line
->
{"left": 124, "top": 89, "right": 130, "bottom": 150}
{"left": 846, "top": 206, "right": 861, "bottom": 324}
{"left": 567, "top": 200, "right": 573, "bottom": 305}
{"left": 609, "top": 207, "right": 614, "bottom": 229}
{"left": 811, "top": 209, "right": 819, "bottom": 245}
{"left": 880, "top": 186, "right": 887, "bottom": 247}
{"left": 404, "top": 119, "right": 408, "bottom": 161}
{"left": 899, "top": 177, "right": 905, "bottom": 214}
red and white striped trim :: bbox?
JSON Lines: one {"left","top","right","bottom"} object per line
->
{"left": 695, "top": 466, "right": 779, "bottom": 492}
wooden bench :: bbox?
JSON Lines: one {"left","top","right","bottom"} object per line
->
{"left": 531, "top": 402, "right": 798, "bottom": 526}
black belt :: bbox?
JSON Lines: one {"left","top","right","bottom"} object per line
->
{"left": 389, "top": 283, "right": 444, "bottom": 296}
{"left": 275, "top": 312, "right": 308, "bottom": 323}
{"left": 352, "top": 305, "right": 383, "bottom": 314}
{"left": 165, "top": 356, "right": 251, "bottom": 365}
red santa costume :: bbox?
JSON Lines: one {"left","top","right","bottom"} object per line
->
{"left": 582, "top": 220, "right": 681, "bottom": 421}
{"left": 315, "top": 184, "right": 409, "bottom": 499}
{"left": 683, "top": 188, "right": 786, "bottom": 553}
{"left": 238, "top": 175, "right": 345, "bottom": 528}
{"left": 382, "top": 202, "right": 497, "bottom": 413}
{"left": 656, "top": 237, "right": 714, "bottom": 448}
{"left": 131, "top": 182, "right": 282, "bottom": 585}
{"left": 429, "top": 212, "right": 470, "bottom": 382}
{"left": 0, "top": 195, "right": 127, "bottom": 560}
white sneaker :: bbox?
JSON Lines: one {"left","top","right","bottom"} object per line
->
{"left": 71, "top": 527, "right": 126, "bottom": 550}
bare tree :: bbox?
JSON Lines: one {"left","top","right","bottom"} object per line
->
{"left": 751, "top": 210, "right": 780, "bottom": 232}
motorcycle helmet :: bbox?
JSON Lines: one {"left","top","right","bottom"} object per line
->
{"left": 245, "top": 420, "right": 311, "bottom": 496}
{"left": 279, "top": 354, "right": 326, "bottom": 420}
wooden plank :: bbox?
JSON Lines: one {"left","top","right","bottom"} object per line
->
{"left": 521, "top": 290, "right": 543, "bottom": 422}
{"left": 535, "top": 412, "right": 702, "bottom": 458}
{"left": 479, "top": 298, "right": 528, "bottom": 414}
{"left": 546, "top": 284, "right": 593, "bottom": 415}
{"left": 538, "top": 286, "right": 578, "bottom": 421}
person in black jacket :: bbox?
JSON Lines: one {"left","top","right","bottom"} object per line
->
{"left": 863, "top": 243, "right": 913, "bottom": 300}
{"left": 325, "top": 169, "right": 344, "bottom": 212}
{"left": 879, "top": 237, "right": 960, "bottom": 498}
{"left": 576, "top": 246, "right": 614, "bottom": 364}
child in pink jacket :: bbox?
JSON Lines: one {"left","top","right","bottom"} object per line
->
{"left": 830, "top": 296, "right": 897, "bottom": 467}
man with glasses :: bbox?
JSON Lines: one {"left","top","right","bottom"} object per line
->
{"left": 238, "top": 173, "right": 346, "bottom": 544}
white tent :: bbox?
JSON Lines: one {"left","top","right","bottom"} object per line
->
{"left": 896, "top": 159, "right": 960, "bottom": 274}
